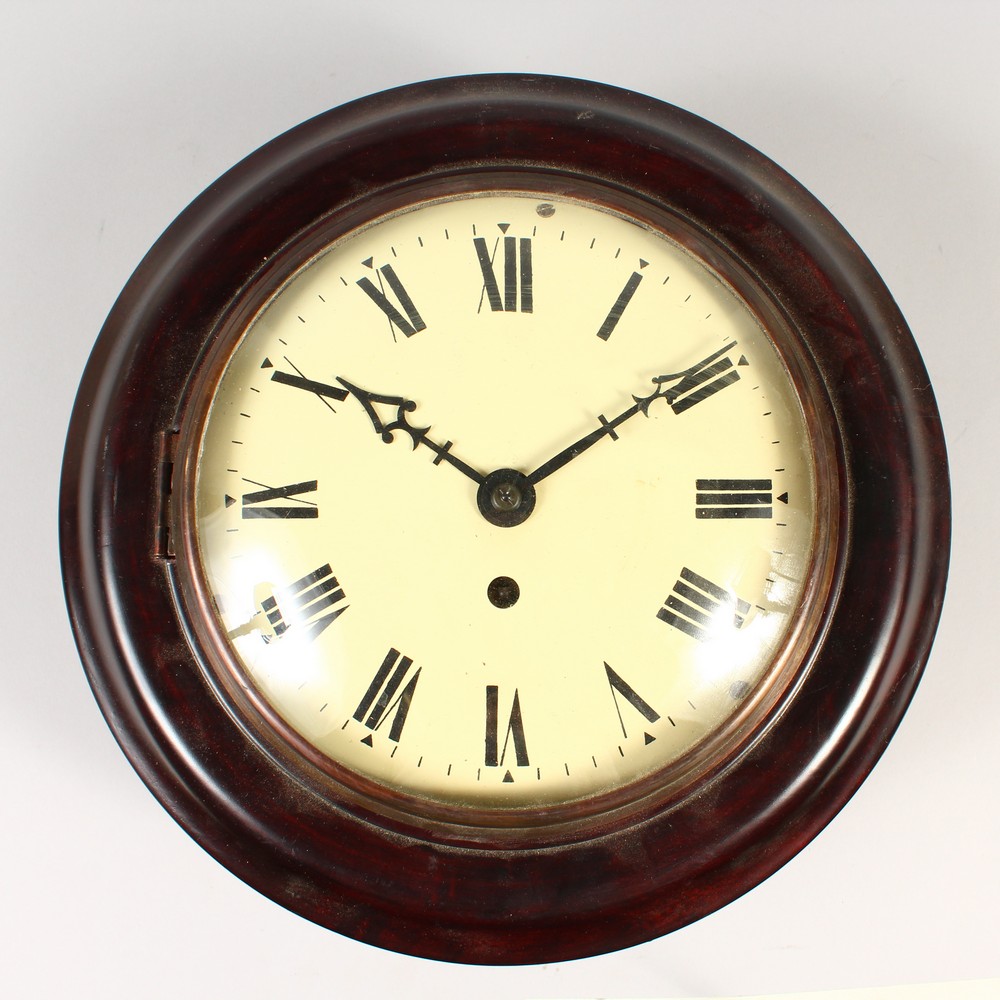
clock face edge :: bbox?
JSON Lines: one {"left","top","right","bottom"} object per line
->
{"left": 162, "top": 174, "right": 841, "bottom": 835}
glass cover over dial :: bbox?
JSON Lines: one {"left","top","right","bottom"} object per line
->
{"left": 192, "top": 191, "right": 821, "bottom": 813}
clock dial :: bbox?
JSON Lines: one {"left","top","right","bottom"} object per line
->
{"left": 193, "top": 191, "right": 824, "bottom": 812}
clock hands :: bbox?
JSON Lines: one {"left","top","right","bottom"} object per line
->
{"left": 332, "top": 343, "right": 737, "bottom": 527}
{"left": 336, "top": 376, "right": 485, "bottom": 485}
{"left": 525, "top": 381, "right": 664, "bottom": 487}
{"left": 334, "top": 376, "right": 536, "bottom": 526}
{"left": 526, "top": 342, "right": 738, "bottom": 486}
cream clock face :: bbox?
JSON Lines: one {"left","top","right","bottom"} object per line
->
{"left": 192, "top": 190, "right": 820, "bottom": 811}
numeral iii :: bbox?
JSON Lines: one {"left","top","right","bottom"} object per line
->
{"left": 695, "top": 479, "right": 773, "bottom": 519}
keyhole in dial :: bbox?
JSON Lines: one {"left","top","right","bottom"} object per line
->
{"left": 488, "top": 576, "right": 520, "bottom": 609}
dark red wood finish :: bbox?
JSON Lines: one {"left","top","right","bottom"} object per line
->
{"left": 60, "top": 75, "right": 949, "bottom": 963}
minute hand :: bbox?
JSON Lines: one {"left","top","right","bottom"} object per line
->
{"left": 525, "top": 392, "right": 657, "bottom": 486}
{"left": 525, "top": 343, "right": 738, "bottom": 487}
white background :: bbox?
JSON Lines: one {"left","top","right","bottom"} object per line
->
{"left": 3, "top": 2, "right": 997, "bottom": 997}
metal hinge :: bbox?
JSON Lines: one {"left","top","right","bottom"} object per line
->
{"left": 154, "top": 428, "right": 179, "bottom": 560}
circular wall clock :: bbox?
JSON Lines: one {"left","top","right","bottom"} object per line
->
{"left": 60, "top": 75, "right": 949, "bottom": 963}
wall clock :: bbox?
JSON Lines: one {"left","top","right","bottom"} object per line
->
{"left": 60, "top": 74, "right": 949, "bottom": 963}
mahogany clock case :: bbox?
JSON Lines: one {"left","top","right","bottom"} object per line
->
{"left": 59, "top": 75, "right": 950, "bottom": 963}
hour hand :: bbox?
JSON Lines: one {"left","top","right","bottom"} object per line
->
{"left": 336, "top": 377, "right": 485, "bottom": 485}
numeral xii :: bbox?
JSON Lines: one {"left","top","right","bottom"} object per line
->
{"left": 475, "top": 230, "right": 533, "bottom": 313}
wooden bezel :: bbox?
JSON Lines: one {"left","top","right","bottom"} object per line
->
{"left": 60, "top": 74, "right": 950, "bottom": 964}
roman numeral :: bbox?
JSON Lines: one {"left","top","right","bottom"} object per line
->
{"left": 260, "top": 563, "right": 347, "bottom": 641}
{"left": 357, "top": 263, "right": 426, "bottom": 337}
{"left": 596, "top": 270, "right": 644, "bottom": 340}
{"left": 605, "top": 663, "right": 660, "bottom": 741}
{"left": 474, "top": 230, "right": 533, "bottom": 313}
{"left": 241, "top": 479, "right": 318, "bottom": 519}
{"left": 353, "top": 648, "right": 421, "bottom": 743}
{"left": 485, "top": 685, "right": 529, "bottom": 776}
{"left": 270, "top": 369, "right": 349, "bottom": 402}
{"left": 657, "top": 567, "right": 750, "bottom": 641}
{"left": 695, "top": 478, "right": 773, "bottom": 519}
{"left": 663, "top": 343, "right": 741, "bottom": 414}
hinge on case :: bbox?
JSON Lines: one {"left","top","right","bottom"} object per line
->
{"left": 154, "top": 429, "right": 179, "bottom": 560}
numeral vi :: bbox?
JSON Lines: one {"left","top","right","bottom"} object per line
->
{"left": 485, "top": 685, "right": 529, "bottom": 779}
